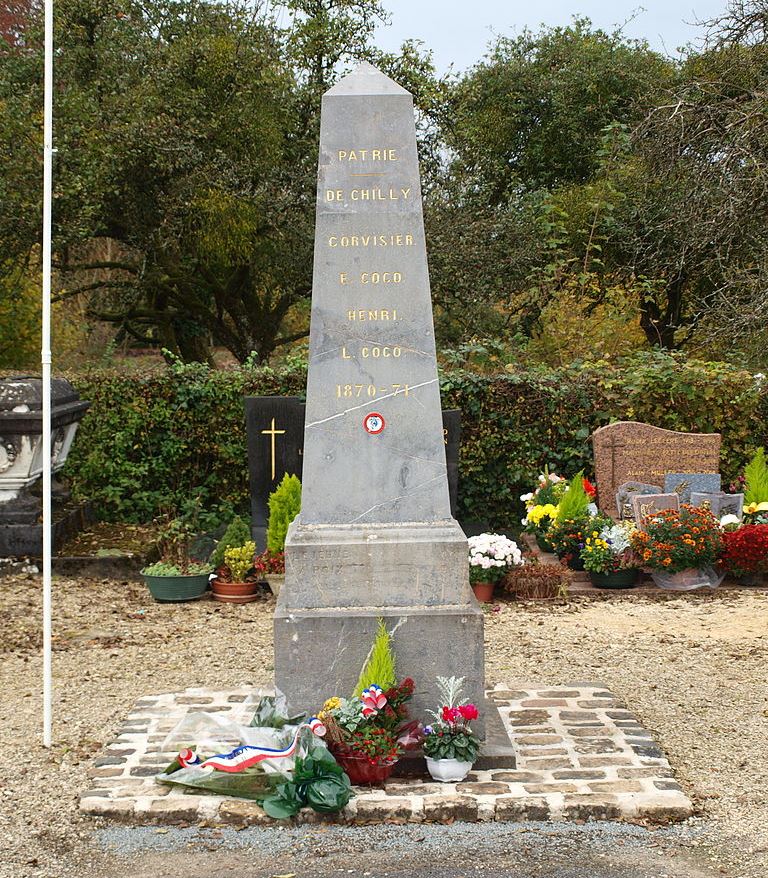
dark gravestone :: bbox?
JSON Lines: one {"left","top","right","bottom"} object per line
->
{"left": 245, "top": 396, "right": 461, "bottom": 549}
{"left": 244, "top": 396, "right": 304, "bottom": 550}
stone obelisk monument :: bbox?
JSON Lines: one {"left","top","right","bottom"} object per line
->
{"left": 274, "top": 63, "right": 484, "bottom": 721}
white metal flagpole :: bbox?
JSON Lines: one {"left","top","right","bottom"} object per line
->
{"left": 41, "top": 0, "right": 54, "bottom": 748}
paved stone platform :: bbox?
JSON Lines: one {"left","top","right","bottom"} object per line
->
{"left": 80, "top": 684, "right": 692, "bottom": 826}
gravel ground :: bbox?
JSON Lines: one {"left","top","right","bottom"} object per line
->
{"left": 1, "top": 574, "right": 767, "bottom": 878}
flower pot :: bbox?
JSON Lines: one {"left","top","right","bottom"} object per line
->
{"left": 263, "top": 573, "right": 284, "bottom": 596}
{"left": 141, "top": 572, "right": 209, "bottom": 603}
{"left": 561, "top": 554, "right": 584, "bottom": 571}
{"left": 210, "top": 578, "right": 260, "bottom": 603}
{"left": 589, "top": 569, "right": 639, "bottom": 589}
{"left": 332, "top": 752, "right": 397, "bottom": 786}
{"left": 650, "top": 566, "right": 725, "bottom": 591}
{"left": 425, "top": 756, "right": 473, "bottom": 783}
{"left": 535, "top": 534, "right": 555, "bottom": 554}
{"left": 736, "top": 572, "right": 765, "bottom": 587}
{"left": 471, "top": 580, "right": 495, "bottom": 602}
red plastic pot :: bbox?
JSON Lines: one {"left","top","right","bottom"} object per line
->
{"left": 332, "top": 752, "right": 397, "bottom": 785}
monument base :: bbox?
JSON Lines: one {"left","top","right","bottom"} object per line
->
{"left": 274, "top": 603, "right": 485, "bottom": 736}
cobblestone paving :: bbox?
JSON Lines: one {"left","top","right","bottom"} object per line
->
{"left": 79, "top": 683, "right": 692, "bottom": 825}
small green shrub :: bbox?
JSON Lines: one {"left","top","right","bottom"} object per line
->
{"left": 210, "top": 515, "right": 252, "bottom": 568}
{"left": 267, "top": 474, "right": 302, "bottom": 554}
{"left": 223, "top": 541, "right": 256, "bottom": 582}
{"left": 353, "top": 619, "right": 397, "bottom": 698}
{"left": 141, "top": 560, "right": 211, "bottom": 576}
{"left": 555, "top": 472, "right": 589, "bottom": 522}
{"left": 745, "top": 447, "right": 768, "bottom": 504}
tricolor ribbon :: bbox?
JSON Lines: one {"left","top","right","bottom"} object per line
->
{"left": 361, "top": 684, "right": 387, "bottom": 718}
{"left": 177, "top": 717, "right": 326, "bottom": 773}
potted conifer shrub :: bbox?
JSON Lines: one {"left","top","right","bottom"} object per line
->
{"left": 261, "top": 474, "right": 302, "bottom": 595}
{"left": 318, "top": 620, "right": 417, "bottom": 785}
{"left": 211, "top": 540, "right": 260, "bottom": 603}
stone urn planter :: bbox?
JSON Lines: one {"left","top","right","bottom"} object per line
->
{"left": 650, "top": 566, "right": 724, "bottom": 591}
{"left": 263, "top": 573, "right": 285, "bottom": 597}
{"left": 425, "top": 756, "right": 473, "bottom": 783}
{"left": 588, "top": 569, "right": 639, "bottom": 589}
{"left": 141, "top": 571, "right": 210, "bottom": 602}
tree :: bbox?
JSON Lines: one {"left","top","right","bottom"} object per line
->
{"left": 0, "top": 0, "right": 440, "bottom": 364}
{"left": 444, "top": 19, "right": 673, "bottom": 200}
{"left": 599, "top": 0, "right": 768, "bottom": 351}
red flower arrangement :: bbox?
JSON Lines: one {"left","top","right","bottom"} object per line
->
{"left": 719, "top": 524, "right": 768, "bottom": 578}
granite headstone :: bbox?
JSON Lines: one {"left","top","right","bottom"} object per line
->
{"left": 691, "top": 491, "right": 744, "bottom": 520}
{"left": 245, "top": 396, "right": 461, "bottom": 549}
{"left": 273, "top": 63, "right": 484, "bottom": 725}
{"left": 664, "top": 473, "right": 722, "bottom": 505}
{"left": 632, "top": 492, "right": 680, "bottom": 530}
{"left": 615, "top": 481, "right": 663, "bottom": 522}
{"left": 592, "top": 422, "right": 721, "bottom": 518}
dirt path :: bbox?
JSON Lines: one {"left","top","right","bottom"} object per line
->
{"left": 1, "top": 574, "right": 766, "bottom": 878}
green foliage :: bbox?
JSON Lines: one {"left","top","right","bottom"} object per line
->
{"left": 353, "top": 619, "right": 397, "bottom": 698}
{"left": 56, "top": 350, "right": 768, "bottom": 529}
{"left": 266, "top": 474, "right": 302, "bottom": 554}
{"left": 555, "top": 472, "right": 589, "bottom": 522}
{"left": 223, "top": 541, "right": 256, "bottom": 582}
{"left": 745, "top": 448, "right": 768, "bottom": 505}
{"left": 261, "top": 744, "right": 353, "bottom": 818}
{"left": 0, "top": 264, "right": 40, "bottom": 369}
{"left": 210, "top": 515, "right": 252, "bottom": 568}
{"left": 141, "top": 560, "right": 211, "bottom": 576}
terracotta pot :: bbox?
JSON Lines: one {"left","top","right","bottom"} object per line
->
{"left": 332, "top": 752, "right": 397, "bottom": 785}
{"left": 211, "top": 579, "right": 260, "bottom": 603}
{"left": 589, "top": 569, "right": 639, "bottom": 589}
{"left": 471, "top": 580, "right": 495, "bottom": 602}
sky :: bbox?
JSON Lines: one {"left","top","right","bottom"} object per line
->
{"left": 373, "top": 0, "right": 731, "bottom": 72}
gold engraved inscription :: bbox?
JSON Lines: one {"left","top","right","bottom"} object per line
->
{"left": 337, "top": 149, "right": 398, "bottom": 161}
{"left": 328, "top": 234, "right": 414, "bottom": 247}
{"left": 336, "top": 384, "right": 409, "bottom": 398}
{"left": 325, "top": 188, "right": 411, "bottom": 202}
{"left": 347, "top": 309, "right": 398, "bottom": 321}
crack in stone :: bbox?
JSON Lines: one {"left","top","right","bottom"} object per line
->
{"left": 347, "top": 474, "right": 444, "bottom": 523}
{"left": 306, "top": 378, "right": 439, "bottom": 427}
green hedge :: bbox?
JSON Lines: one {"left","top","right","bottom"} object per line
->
{"left": 61, "top": 352, "right": 768, "bottom": 528}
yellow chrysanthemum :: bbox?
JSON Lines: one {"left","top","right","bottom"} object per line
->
{"left": 322, "top": 696, "right": 341, "bottom": 713}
